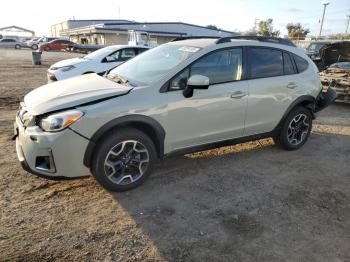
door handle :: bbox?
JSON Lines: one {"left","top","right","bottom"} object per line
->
{"left": 286, "top": 82, "right": 298, "bottom": 89}
{"left": 230, "top": 91, "right": 246, "bottom": 99}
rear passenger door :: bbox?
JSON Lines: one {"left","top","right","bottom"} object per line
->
{"left": 244, "top": 47, "right": 298, "bottom": 136}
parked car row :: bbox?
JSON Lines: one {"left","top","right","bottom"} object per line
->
{"left": 26, "top": 37, "right": 59, "bottom": 50}
{"left": 13, "top": 36, "right": 336, "bottom": 192}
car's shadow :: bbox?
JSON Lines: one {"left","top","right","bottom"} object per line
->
{"left": 109, "top": 132, "right": 350, "bottom": 261}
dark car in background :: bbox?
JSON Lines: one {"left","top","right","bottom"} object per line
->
{"left": 305, "top": 41, "right": 331, "bottom": 61}
{"left": 39, "top": 39, "right": 75, "bottom": 52}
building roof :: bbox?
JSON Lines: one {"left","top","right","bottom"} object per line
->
{"left": 103, "top": 21, "right": 236, "bottom": 35}
{"left": 57, "top": 20, "right": 237, "bottom": 38}
{"left": 0, "top": 25, "right": 35, "bottom": 36}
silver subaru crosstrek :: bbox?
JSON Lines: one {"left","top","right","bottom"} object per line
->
{"left": 14, "top": 36, "right": 336, "bottom": 191}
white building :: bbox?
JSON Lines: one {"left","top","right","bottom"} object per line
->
{"left": 51, "top": 20, "right": 237, "bottom": 45}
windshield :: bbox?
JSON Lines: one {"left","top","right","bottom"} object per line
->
{"left": 307, "top": 43, "right": 326, "bottom": 52}
{"left": 108, "top": 44, "right": 201, "bottom": 85}
{"left": 84, "top": 47, "right": 117, "bottom": 60}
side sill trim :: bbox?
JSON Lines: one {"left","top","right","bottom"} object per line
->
{"left": 164, "top": 130, "right": 277, "bottom": 157}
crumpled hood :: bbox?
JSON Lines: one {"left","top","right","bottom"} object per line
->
{"left": 320, "top": 41, "right": 350, "bottom": 66}
{"left": 24, "top": 73, "right": 132, "bottom": 115}
{"left": 50, "top": 57, "right": 86, "bottom": 69}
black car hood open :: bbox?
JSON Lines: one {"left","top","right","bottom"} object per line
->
{"left": 320, "top": 41, "right": 350, "bottom": 67}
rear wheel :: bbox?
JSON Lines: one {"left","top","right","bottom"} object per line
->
{"left": 274, "top": 107, "right": 312, "bottom": 150}
{"left": 91, "top": 128, "right": 156, "bottom": 191}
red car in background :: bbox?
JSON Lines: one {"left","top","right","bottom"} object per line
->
{"left": 39, "top": 39, "right": 75, "bottom": 52}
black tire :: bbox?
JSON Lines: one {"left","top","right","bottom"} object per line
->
{"left": 273, "top": 107, "right": 312, "bottom": 150}
{"left": 31, "top": 44, "right": 38, "bottom": 50}
{"left": 15, "top": 44, "right": 21, "bottom": 49}
{"left": 91, "top": 128, "right": 156, "bottom": 192}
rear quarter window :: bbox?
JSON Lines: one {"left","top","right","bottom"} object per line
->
{"left": 293, "top": 54, "right": 309, "bottom": 73}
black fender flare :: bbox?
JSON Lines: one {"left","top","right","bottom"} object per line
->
{"left": 83, "top": 114, "right": 165, "bottom": 167}
{"left": 274, "top": 95, "right": 316, "bottom": 131}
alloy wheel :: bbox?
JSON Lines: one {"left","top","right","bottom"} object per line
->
{"left": 104, "top": 140, "right": 149, "bottom": 185}
{"left": 287, "top": 113, "right": 310, "bottom": 146}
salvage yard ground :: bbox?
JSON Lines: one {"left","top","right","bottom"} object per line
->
{"left": 0, "top": 49, "right": 349, "bottom": 261}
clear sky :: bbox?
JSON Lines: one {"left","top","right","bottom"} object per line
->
{"left": 1, "top": 0, "right": 349, "bottom": 36}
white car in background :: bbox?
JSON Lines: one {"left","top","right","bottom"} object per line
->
{"left": 47, "top": 45, "right": 150, "bottom": 82}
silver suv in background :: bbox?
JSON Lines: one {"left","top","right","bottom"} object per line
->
{"left": 0, "top": 38, "right": 22, "bottom": 49}
{"left": 14, "top": 36, "right": 336, "bottom": 192}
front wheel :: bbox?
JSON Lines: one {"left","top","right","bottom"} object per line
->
{"left": 15, "top": 44, "right": 21, "bottom": 49}
{"left": 274, "top": 107, "right": 312, "bottom": 150}
{"left": 91, "top": 128, "right": 156, "bottom": 191}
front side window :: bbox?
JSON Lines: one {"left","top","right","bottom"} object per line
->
{"left": 108, "top": 44, "right": 201, "bottom": 85}
{"left": 170, "top": 48, "right": 243, "bottom": 90}
{"left": 248, "top": 47, "right": 283, "bottom": 79}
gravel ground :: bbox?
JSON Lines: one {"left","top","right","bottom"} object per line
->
{"left": 0, "top": 49, "right": 349, "bottom": 262}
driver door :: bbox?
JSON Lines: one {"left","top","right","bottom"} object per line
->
{"left": 164, "top": 48, "right": 248, "bottom": 151}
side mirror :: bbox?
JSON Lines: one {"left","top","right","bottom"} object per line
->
{"left": 183, "top": 75, "right": 210, "bottom": 98}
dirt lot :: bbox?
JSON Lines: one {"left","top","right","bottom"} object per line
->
{"left": 0, "top": 49, "right": 349, "bottom": 262}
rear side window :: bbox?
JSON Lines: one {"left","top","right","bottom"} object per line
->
{"left": 283, "top": 52, "right": 295, "bottom": 75}
{"left": 248, "top": 47, "right": 283, "bottom": 78}
{"left": 293, "top": 54, "right": 309, "bottom": 73}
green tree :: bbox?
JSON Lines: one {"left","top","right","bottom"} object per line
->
{"left": 286, "top": 23, "right": 310, "bottom": 40}
{"left": 258, "top": 19, "right": 280, "bottom": 37}
{"left": 206, "top": 25, "right": 220, "bottom": 30}
{"left": 244, "top": 18, "right": 280, "bottom": 37}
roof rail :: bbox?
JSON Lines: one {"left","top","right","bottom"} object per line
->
{"left": 171, "top": 36, "right": 221, "bottom": 42}
{"left": 216, "top": 35, "right": 296, "bottom": 47}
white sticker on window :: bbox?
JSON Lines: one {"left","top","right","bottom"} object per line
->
{"left": 178, "top": 46, "right": 200, "bottom": 52}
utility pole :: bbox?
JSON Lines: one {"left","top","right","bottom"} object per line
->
{"left": 346, "top": 15, "right": 350, "bottom": 34}
{"left": 318, "top": 2, "right": 330, "bottom": 38}
{"left": 254, "top": 18, "right": 260, "bottom": 32}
